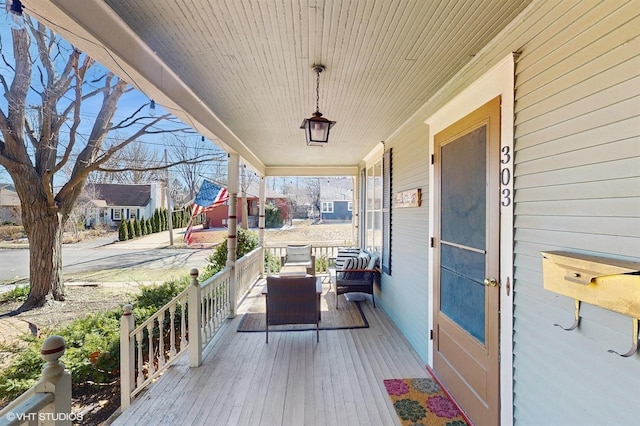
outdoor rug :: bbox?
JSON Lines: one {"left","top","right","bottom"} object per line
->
{"left": 237, "top": 281, "right": 369, "bottom": 332}
{"left": 384, "top": 371, "right": 471, "bottom": 426}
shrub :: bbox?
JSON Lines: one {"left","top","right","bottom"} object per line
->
{"left": 203, "top": 228, "right": 259, "bottom": 277}
{"left": 134, "top": 217, "right": 142, "bottom": 237}
{"left": 0, "top": 224, "right": 25, "bottom": 241}
{"left": 118, "top": 220, "right": 128, "bottom": 241}
{"left": 265, "top": 203, "right": 284, "bottom": 228}
{"left": 127, "top": 220, "right": 135, "bottom": 238}
{"left": 0, "top": 285, "right": 30, "bottom": 303}
{"left": 135, "top": 277, "right": 189, "bottom": 311}
{"left": 0, "top": 277, "right": 191, "bottom": 404}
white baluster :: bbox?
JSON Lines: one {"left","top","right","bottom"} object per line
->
{"left": 169, "top": 304, "right": 177, "bottom": 357}
{"left": 180, "top": 296, "right": 187, "bottom": 350}
{"left": 204, "top": 291, "right": 211, "bottom": 339}
{"left": 146, "top": 322, "right": 155, "bottom": 377}
{"left": 136, "top": 330, "right": 144, "bottom": 387}
{"left": 157, "top": 310, "right": 165, "bottom": 369}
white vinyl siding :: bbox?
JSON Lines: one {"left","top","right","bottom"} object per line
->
{"left": 510, "top": 1, "right": 640, "bottom": 425}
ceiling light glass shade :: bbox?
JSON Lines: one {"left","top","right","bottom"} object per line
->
{"left": 300, "top": 111, "right": 336, "bottom": 146}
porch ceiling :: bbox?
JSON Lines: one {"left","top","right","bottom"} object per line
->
{"left": 25, "top": 0, "right": 531, "bottom": 176}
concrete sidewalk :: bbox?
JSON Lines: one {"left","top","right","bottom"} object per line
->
{"left": 0, "top": 315, "right": 35, "bottom": 345}
{"left": 0, "top": 227, "right": 218, "bottom": 250}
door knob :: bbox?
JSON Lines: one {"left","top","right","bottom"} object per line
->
{"left": 484, "top": 278, "right": 498, "bottom": 287}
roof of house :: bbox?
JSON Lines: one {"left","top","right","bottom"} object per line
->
{"left": 90, "top": 183, "right": 152, "bottom": 207}
{"left": 320, "top": 178, "right": 353, "bottom": 201}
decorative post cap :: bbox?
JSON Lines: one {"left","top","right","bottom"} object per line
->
{"left": 190, "top": 268, "right": 199, "bottom": 278}
{"left": 41, "top": 335, "right": 66, "bottom": 380}
{"left": 123, "top": 304, "right": 133, "bottom": 316}
{"left": 41, "top": 335, "right": 65, "bottom": 361}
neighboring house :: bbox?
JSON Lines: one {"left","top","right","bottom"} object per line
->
{"left": 319, "top": 178, "right": 353, "bottom": 222}
{"left": 86, "top": 182, "right": 165, "bottom": 228}
{"left": 0, "top": 184, "right": 21, "bottom": 225}
{"left": 204, "top": 181, "right": 287, "bottom": 228}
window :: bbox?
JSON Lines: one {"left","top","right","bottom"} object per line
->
{"left": 347, "top": 201, "right": 353, "bottom": 211}
{"left": 322, "top": 202, "right": 334, "bottom": 213}
{"left": 365, "top": 161, "right": 383, "bottom": 254}
{"left": 382, "top": 149, "right": 392, "bottom": 274}
{"left": 112, "top": 208, "right": 123, "bottom": 220}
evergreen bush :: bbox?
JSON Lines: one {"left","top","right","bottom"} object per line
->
{"left": 265, "top": 203, "right": 284, "bottom": 228}
{"left": 203, "top": 228, "right": 259, "bottom": 277}
{"left": 134, "top": 217, "right": 142, "bottom": 237}
{"left": 118, "top": 220, "right": 128, "bottom": 241}
{"left": 127, "top": 219, "right": 135, "bottom": 238}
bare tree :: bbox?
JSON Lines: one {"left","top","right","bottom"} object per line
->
{"left": 306, "top": 178, "right": 321, "bottom": 220}
{"left": 0, "top": 17, "right": 208, "bottom": 309}
{"left": 89, "top": 139, "right": 164, "bottom": 184}
{"left": 169, "top": 134, "right": 226, "bottom": 201}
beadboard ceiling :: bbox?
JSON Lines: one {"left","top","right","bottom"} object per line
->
{"left": 25, "top": 0, "right": 531, "bottom": 176}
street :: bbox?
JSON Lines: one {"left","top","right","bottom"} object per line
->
{"left": 0, "top": 234, "right": 213, "bottom": 284}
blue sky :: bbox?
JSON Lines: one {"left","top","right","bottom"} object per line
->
{"left": 0, "top": 9, "right": 224, "bottom": 187}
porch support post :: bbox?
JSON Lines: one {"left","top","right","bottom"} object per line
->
{"left": 227, "top": 153, "right": 240, "bottom": 318}
{"left": 258, "top": 176, "right": 266, "bottom": 277}
{"left": 120, "top": 304, "right": 135, "bottom": 409}
{"left": 188, "top": 268, "right": 202, "bottom": 367}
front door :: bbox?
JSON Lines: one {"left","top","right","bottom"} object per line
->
{"left": 433, "top": 96, "right": 501, "bottom": 425}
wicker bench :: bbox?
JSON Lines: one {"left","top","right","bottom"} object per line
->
{"left": 330, "top": 249, "right": 379, "bottom": 308}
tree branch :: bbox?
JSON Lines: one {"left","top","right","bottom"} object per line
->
{"left": 97, "top": 156, "right": 222, "bottom": 173}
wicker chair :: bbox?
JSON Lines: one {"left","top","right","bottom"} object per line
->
{"left": 280, "top": 244, "right": 316, "bottom": 276}
{"left": 265, "top": 275, "right": 320, "bottom": 343}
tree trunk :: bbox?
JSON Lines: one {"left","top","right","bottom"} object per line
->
{"left": 20, "top": 205, "right": 65, "bottom": 309}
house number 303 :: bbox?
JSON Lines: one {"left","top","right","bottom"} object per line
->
{"left": 500, "top": 146, "right": 512, "bottom": 207}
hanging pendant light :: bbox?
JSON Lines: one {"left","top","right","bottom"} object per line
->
{"left": 300, "top": 64, "right": 335, "bottom": 146}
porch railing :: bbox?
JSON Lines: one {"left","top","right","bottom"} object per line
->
{"left": 119, "top": 246, "right": 264, "bottom": 409}
{"left": 263, "top": 244, "right": 353, "bottom": 275}
{"left": 0, "top": 336, "right": 72, "bottom": 426}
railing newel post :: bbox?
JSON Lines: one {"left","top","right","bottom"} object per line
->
{"left": 228, "top": 261, "right": 237, "bottom": 319}
{"left": 188, "top": 268, "right": 202, "bottom": 367}
{"left": 120, "top": 304, "right": 135, "bottom": 410}
{"left": 36, "top": 335, "right": 71, "bottom": 425}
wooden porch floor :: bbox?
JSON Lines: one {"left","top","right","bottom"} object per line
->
{"left": 111, "top": 279, "right": 428, "bottom": 426}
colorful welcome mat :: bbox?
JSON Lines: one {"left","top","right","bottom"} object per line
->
{"left": 384, "top": 375, "right": 471, "bottom": 426}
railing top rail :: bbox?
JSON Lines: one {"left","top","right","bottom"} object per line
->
{"left": 199, "top": 265, "right": 232, "bottom": 289}
{"left": 235, "top": 246, "right": 263, "bottom": 262}
{"left": 0, "top": 392, "right": 54, "bottom": 426}
{"left": 129, "top": 288, "right": 188, "bottom": 337}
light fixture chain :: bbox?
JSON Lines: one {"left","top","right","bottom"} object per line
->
{"left": 315, "top": 69, "right": 320, "bottom": 113}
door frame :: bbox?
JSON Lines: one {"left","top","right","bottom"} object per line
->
{"left": 425, "top": 53, "right": 516, "bottom": 425}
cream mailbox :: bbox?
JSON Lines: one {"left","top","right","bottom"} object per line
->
{"left": 541, "top": 251, "right": 640, "bottom": 357}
